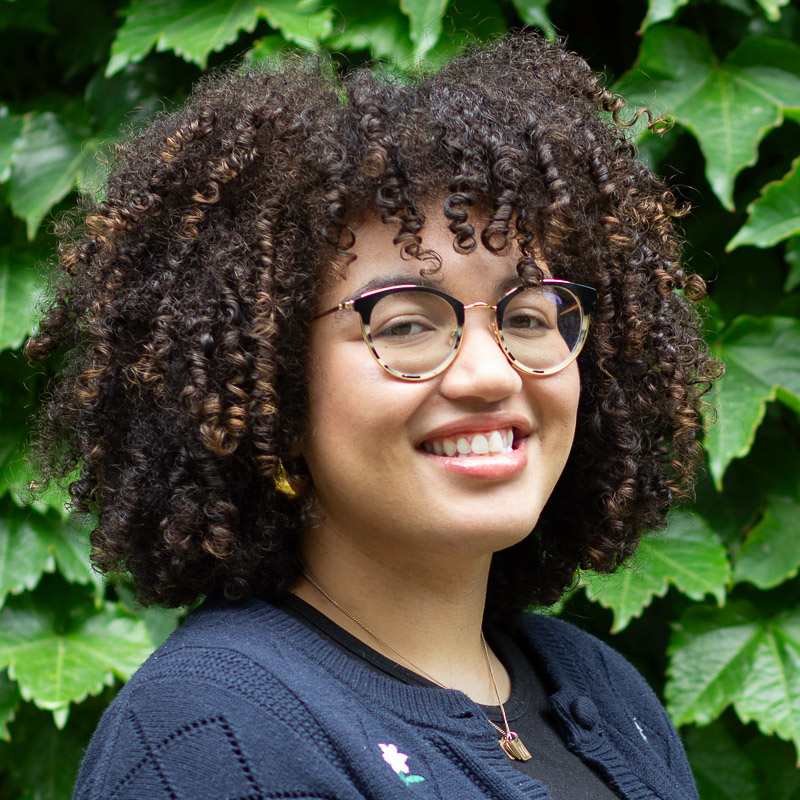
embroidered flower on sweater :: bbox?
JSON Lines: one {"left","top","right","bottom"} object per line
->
{"left": 380, "top": 744, "right": 409, "bottom": 774}
{"left": 379, "top": 743, "right": 426, "bottom": 785}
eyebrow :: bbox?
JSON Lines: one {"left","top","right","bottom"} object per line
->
{"left": 495, "top": 275, "right": 524, "bottom": 295}
{"left": 343, "top": 273, "right": 439, "bottom": 302}
{"left": 343, "top": 272, "right": 526, "bottom": 303}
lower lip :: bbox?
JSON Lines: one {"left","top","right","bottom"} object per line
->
{"left": 422, "top": 441, "right": 528, "bottom": 480}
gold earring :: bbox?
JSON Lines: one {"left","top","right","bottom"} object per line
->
{"left": 274, "top": 460, "right": 300, "bottom": 499}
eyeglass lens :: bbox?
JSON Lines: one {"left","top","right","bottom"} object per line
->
{"left": 365, "top": 286, "right": 585, "bottom": 377}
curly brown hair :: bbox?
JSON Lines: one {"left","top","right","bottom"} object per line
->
{"left": 26, "top": 32, "right": 720, "bottom": 616}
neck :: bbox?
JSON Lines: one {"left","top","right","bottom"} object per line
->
{"left": 293, "top": 537, "right": 510, "bottom": 705}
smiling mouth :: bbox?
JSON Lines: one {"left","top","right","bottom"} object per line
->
{"left": 421, "top": 429, "right": 516, "bottom": 457}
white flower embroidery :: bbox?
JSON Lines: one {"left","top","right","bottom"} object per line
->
{"left": 379, "top": 743, "right": 410, "bottom": 775}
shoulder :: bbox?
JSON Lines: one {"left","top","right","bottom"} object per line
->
{"left": 111, "top": 596, "right": 346, "bottom": 715}
{"left": 521, "top": 612, "right": 652, "bottom": 690}
{"left": 73, "top": 599, "right": 359, "bottom": 800}
{"left": 519, "top": 612, "right": 697, "bottom": 800}
{"left": 519, "top": 611, "right": 668, "bottom": 728}
{"left": 113, "top": 598, "right": 303, "bottom": 711}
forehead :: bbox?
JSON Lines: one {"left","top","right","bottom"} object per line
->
{"left": 319, "top": 211, "right": 542, "bottom": 307}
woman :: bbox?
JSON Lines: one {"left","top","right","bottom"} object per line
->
{"left": 27, "top": 32, "right": 718, "bottom": 800}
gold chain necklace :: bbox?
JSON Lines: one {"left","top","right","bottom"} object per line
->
{"left": 303, "top": 572, "right": 532, "bottom": 762}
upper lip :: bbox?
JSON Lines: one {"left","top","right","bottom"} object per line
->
{"left": 416, "top": 413, "right": 532, "bottom": 447}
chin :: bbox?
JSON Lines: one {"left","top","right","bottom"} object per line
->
{"left": 427, "top": 515, "right": 539, "bottom": 557}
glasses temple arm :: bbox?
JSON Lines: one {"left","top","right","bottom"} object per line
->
{"left": 312, "top": 300, "right": 355, "bottom": 322}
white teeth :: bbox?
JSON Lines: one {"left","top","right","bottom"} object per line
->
{"left": 471, "top": 433, "right": 489, "bottom": 455}
{"left": 424, "top": 429, "right": 516, "bottom": 458}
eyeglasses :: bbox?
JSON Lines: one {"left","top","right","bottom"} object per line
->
{"left": 313, "top": 279, "right": 597, "bottom": 381}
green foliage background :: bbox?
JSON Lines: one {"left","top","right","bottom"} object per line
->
{"left": 0, "top": 0, "right": 799, "bottom": 797}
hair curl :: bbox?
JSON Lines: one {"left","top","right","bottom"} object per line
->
{"left": 26, "top": 32, "right": 721, "bottom": 616}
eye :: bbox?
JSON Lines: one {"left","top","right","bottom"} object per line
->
{"left": 374, "top": 317, "right": 433, "bottom": 339}
{"left": 501, "top": 289, "right": 560, "bottom": 337}
{"left": 506, "top": 312, "right": 546, "bottom": 329}
{"left": 368, "top": 290, "right": 454, "bottom": 344}
{"left": 503, "top": 309, "right": 552, "bottom": 335}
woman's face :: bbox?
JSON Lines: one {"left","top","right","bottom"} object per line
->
{"left": 300, "top": 214, "right": 581, "bottom": 565}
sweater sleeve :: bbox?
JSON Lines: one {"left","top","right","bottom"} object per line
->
{"left": 72, "top": 656, "right": 366, "bottom": 800}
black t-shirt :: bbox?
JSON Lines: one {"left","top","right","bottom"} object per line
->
{"left": 281, "top": 595, "right": 620, "bottom": 800}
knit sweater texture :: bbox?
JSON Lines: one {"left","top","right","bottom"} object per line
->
{"left": 73, "top": 598, "right": 698, "bottom": 800}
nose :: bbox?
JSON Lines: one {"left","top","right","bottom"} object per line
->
{"left": 438, "top": 309, "right": 523, "bottom": 402}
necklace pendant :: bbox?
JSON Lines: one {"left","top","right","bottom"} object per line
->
{"left": 499, "top": 732, "right": 532, "bottom": 762}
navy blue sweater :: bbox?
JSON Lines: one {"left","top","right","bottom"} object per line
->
{"left": 73, "top": 598, "right": 697, "bottom": 800}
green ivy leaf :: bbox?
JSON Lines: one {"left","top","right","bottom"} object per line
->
{"left": 399, "top": 0, "right": 449, "bottom": 60}
{"left": 0, "top": 245, "right": 42, "bottom": 351}
{"left": 3, "top": 701, "right": 98, "bottom": 800}
{"left": 0, "top": 107, "right": 24, "bottom": 183}
{"left": 0, "top": 668, "right": 19, "bottom": 741}
{"left": 0, "top": 441, "right": 72, "bottom": 518}
{"left": 76, "top": 65, "right": 176, "bottom": 197}
{"left": 717, "top": 0, "right": 751, "bottom": 13}
{"left": 422, "top": 0, "right": 507, "bottom": 65}
{"left": 754, "top": 0, "right": 791, "bottom": 22}
{"left": 115, "top": 583, "right": 183, "bottom": 648}
{"left": 683, "top": 721, "right": 760, "bottom": 800}
{"left": 326, "top": 1, "right": 412, "bottom": 63}
{"left": 108, "top": 0, "right": 261, "bottom": 74}
{"left": 616, "top": 28, "right": 800, "bottom": 210}
{"left": 735, "top": 607, "right": 800, "bottom": 761}
{"left": 509, "top": 0, "right": 555, "bottom": 39}
{"left": 41, "top": 518, "right": 101, "bottom": 594}
{"left": 729, "top": 35, "right": 800, "bottom": 79}
{"left": 668, "top": 601, "right": 762, "bottom": 726}
{"left": 728, "top": 154, "right": 800, "bottom": 250}
{"left": 705, "top": 316, "right": 800, "bottom": 487}
{"left": 639, "top": 0, "right": 690, "bottom": 33}
{"left": 0, "top": 352, "right": 33, "bottom": 469}
{"left": 667, "top": 601, "right": 800, "bottom": 761}
{"left": 0, "top": 508, "right": 53, "bottom": 609}
{"left": 0, "top": 597, "right": 152, "bottom": 722}
{"left": 735, "top": 496, "right": 800, "bottom": 589}
{"left": 0, "top": 353, "right": 75, "bottom": 517}
{"left": 242, "top": 33, "right": 287, "bottom": 63}
{"left": 786, "top": 237, "right": 800, "bottom": 292}
{"left": 8, "top": 112, "right": 90, "bottom": 239}
{"left": 264, "top": 0, "right": 332, "bottom": 48}
{"left": 700, "top": 410, "right": 800, "bottom": 550}
{"left": 108, "top": 0, "right": 332, "bottom": 75}
{"left": 0, "top": 504, "right": 102, "bottom": 607}
{"left": 582, "top": 511, "right": 730, "bottom": 632}
{"left": 85, "top": 65, "right": 164, "bottom": 135}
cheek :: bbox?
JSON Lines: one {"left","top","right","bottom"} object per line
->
{"left": 562, "top": 366, "right": 581, "bottom": 428}
{"left": 532, "top": 366, "right": 580, "bottom": 455}
{"left": 306, "top": 345, "right": 384, "bottom": 433}
{"left": 302, "top": 343, "right": 419, "bottom": 474}
{"left": 535, "top": 362, "right": 580, "bottom": 415}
